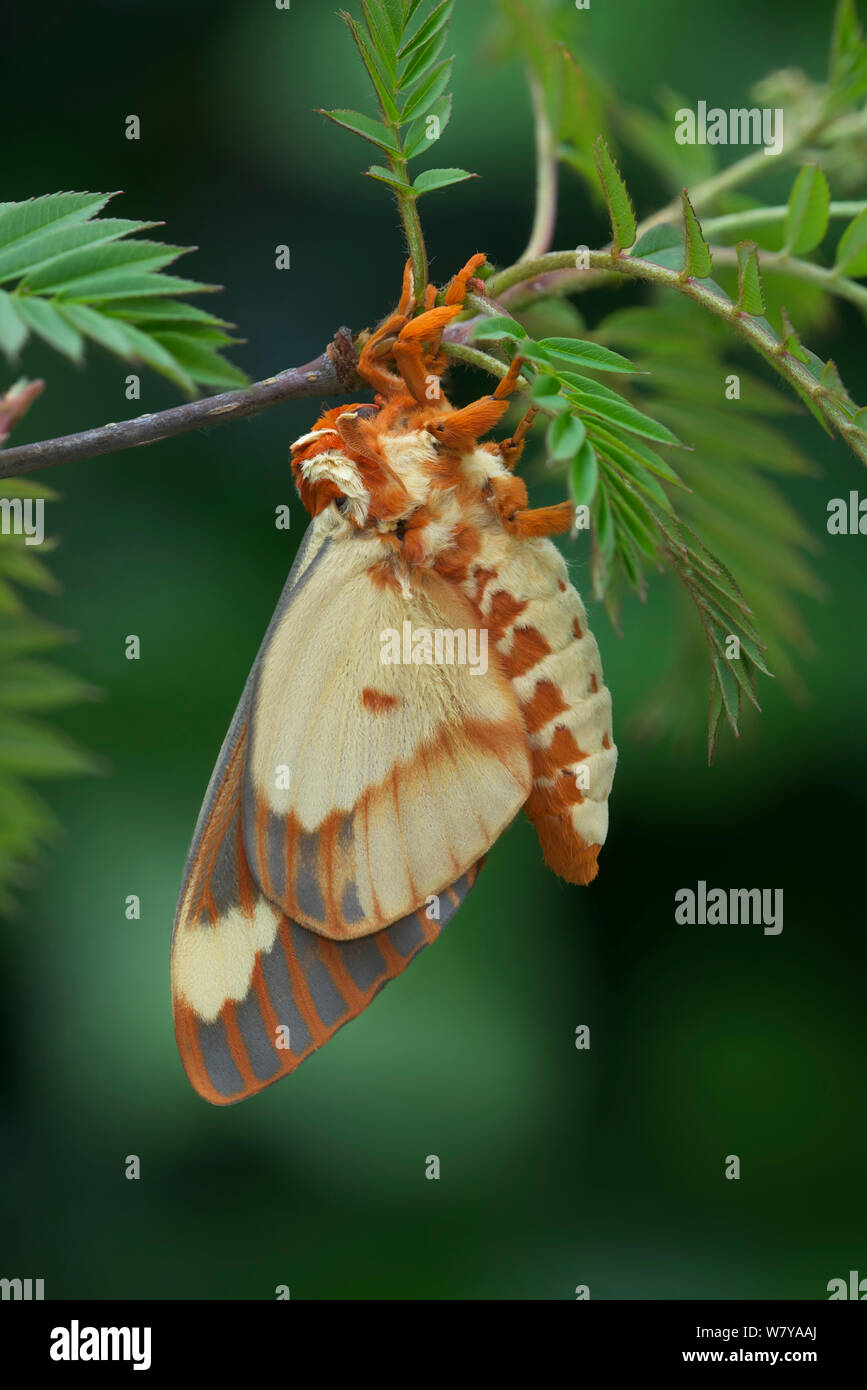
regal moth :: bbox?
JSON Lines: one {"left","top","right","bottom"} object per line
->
{"left": 171, "top": 254, "right": 617, "bottom": 1104}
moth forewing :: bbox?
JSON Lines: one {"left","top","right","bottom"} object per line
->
{"left": 242, "top": 509, "right": 531, "bottom": 938}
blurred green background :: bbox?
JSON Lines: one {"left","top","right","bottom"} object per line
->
{"left": 1, "top": 0, "right": 865, "bottom": 1300}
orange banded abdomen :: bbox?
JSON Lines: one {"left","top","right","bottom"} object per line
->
{"left": 464, "top": 530, "right": 617, "bottom": 884}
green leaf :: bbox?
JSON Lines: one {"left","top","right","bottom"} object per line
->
{"left": 0, "top": 548, "right": 58, "bottom": 594}
{"left": 707, "top": 669, "right": 727, "bottom": 763}
{"left": 399, "top": 25, "right": 448, "bottom": 89}
{"left": 593, "top": 136, "right": 636, "bottom": 253}
{"left": 819, "top": 357, "right": 854, "bottom": 405}
{"left": 412, "top": 167, "right": 475, "bottom": 195}
{"left": 403, "top": 93, "right": 452, "bottom": 157}
{"left": 319, "top": 108, "right": 402, "bottom": 155}
{"left": 827, "top": 0, "right": 867, "bottom": 113}
{"left": 712, "top": 655, "right": 741, "bottom": 732}
{"left": 0, "top": 716, "right": 101, "bottom": 778}
{"left": 399, "top": 0, "right": 453, "bottom": 59}
{"left": 366, "top": 165, "right": 414, "bottom": 193}
{"left": 735, "top": 240, "right": 766, "bottom": 315}
{"left": 0, "top": 217, "right": 158, "bottom": 285}
{"left": 516, "top": 341, "right": 552, "bottom": 367}
{"left": 399, "top": 56, "right": 453, "bottom": 122}
{"left": 102, "top": 298, "right": 233, "bottom": 329}
{"left": 344, "top": 13, "right": 402, "bottom": 123}
{"left": 593, "top": 422, "right": 686, "bottom": 487}
{"left": 591, "top": 428, "right": 674, "bottom": 512}
{"left": 777, "top": 307, "right": 810, "bottom": 365}
{"left": 91, "top": 319, "right": 197, "bottom": 391}
{"left": 380, "top": 0, "right": 404, "bottom": 40}
{"left": 834, "top": 207, "right": 867, "bottom": 277}
{"left": 361, "top": 1, "right": 398, "bottom": 79}
{"left": 0, "top": 661, "right": 96, "bottom": 711}
{"left": 60, "top": 271, "right": 216, "bottom": 302}
{"left": 0, "top": 194, "right": 239, "bottom": 377}
{"left": 530, "top": 375, "right": 570, "bottom": 413}
{"left": 0, "top": 289, "right": 28, "bottom": 356}
{"left": 605, "top": 475, "right": 660, "bottom": 560}
{"left": 783, "top": 165, "right": 830, "bottom": 255}
{"left": 471, "top": 315, "right": 526, "bottom": 341}
{"left": 631, "top": 224, "right": 681, "bottom": 259}
{"left": 548, "top": 412, "right": 587, "bottom": 461}
{"left": 538, "top": 336, "right": 636, "bottom": 374}
{"left": 22, "top": 239, "right": 191, "bottom": 294}
{"left": 56, "top": 302, "right": 159, "bottom": 361}
{"left": 560, "top": 372, "right": 682, "bottom": 446}
{"left": 595, "top": 480, "right": 616, "bottom": 561}
{"left": 152, "top": 332, "right": 248, "bottom": 388}
{"left": 680, "top": 190, "right": 713, "bottom": 279}
{"left": 0, "top": 193, "right": 114, "bottom": 254}
{"left": 569, "top": 439, "right": 599, "bottom": 506}
{"left": 13, "top": 296, "right": 84, "bottom": 360}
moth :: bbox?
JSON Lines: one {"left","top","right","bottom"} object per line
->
{"left": 171, "top": 255, "right": 617, "bottom": 1104}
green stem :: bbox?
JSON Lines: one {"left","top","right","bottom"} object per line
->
{"left": 482, "top": 249, "right": 867, "bottom": 465}
{"left": 703, "top": 201, "right": 867, "bottom": 240}
{"left": 388, "top": 149, "right": 428, "bottom": 299}
{"left": 520, "top": 70, "right": 559, "bottom": 262}
{"left": 711, "top": 244, "right": 867, "bottom": 314}
{"left": 441, "top": 340, "right": 520, "bottom": 382}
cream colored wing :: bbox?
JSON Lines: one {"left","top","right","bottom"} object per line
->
{"left": 242, "top": 506, "right": 531, "bottom": 939}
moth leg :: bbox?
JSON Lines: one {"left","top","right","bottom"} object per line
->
{"left": 510, "top": 502, "right": 574, "bottom": 538}
{"left": 499, "top": 404, "right": 540, "bottom": 471}
{"left": 397, "top": 258, "right": 416, "bottom": 316}
{"left": 443, "top": 252, "right": 488, "bottom": 306}
{"left": 492, "top": 353, "right": 527, "bottom": 400}
{"left": 393, "top": 303, "right": 463, "bottom": 403}
{"left": 357, "top": 310, "right": 410, "bottom": 393}
{"left": 486, "top": 475, "right": 572, "bottom": 538}
{"left": 426, "top": 395, "right": 511, "bottom": 453}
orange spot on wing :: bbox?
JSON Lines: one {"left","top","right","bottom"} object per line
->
{"left": 362, "top": 687, "right": 402, "bottom": 715}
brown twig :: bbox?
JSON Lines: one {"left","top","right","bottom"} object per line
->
{"left": 0, "top": 330, "right": 359, "bottom": 479}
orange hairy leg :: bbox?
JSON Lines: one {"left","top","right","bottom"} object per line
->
{"left": 392, "top": 304, "right": 463, "bottom": 402}
{"left": 443, "top": 252, "right": 488, "bottom": 305}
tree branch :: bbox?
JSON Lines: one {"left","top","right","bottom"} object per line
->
{"left": 0, "top": 330, "right": 360, "bottom": 479}
{"left": 710, "top": 244, "right": 867, "bottom": 314}
{"left": 0, "top": 314, "right": 514, "bottom": 480}
{"left": 485, "top": 248, "right": 867, "bottom": 464}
